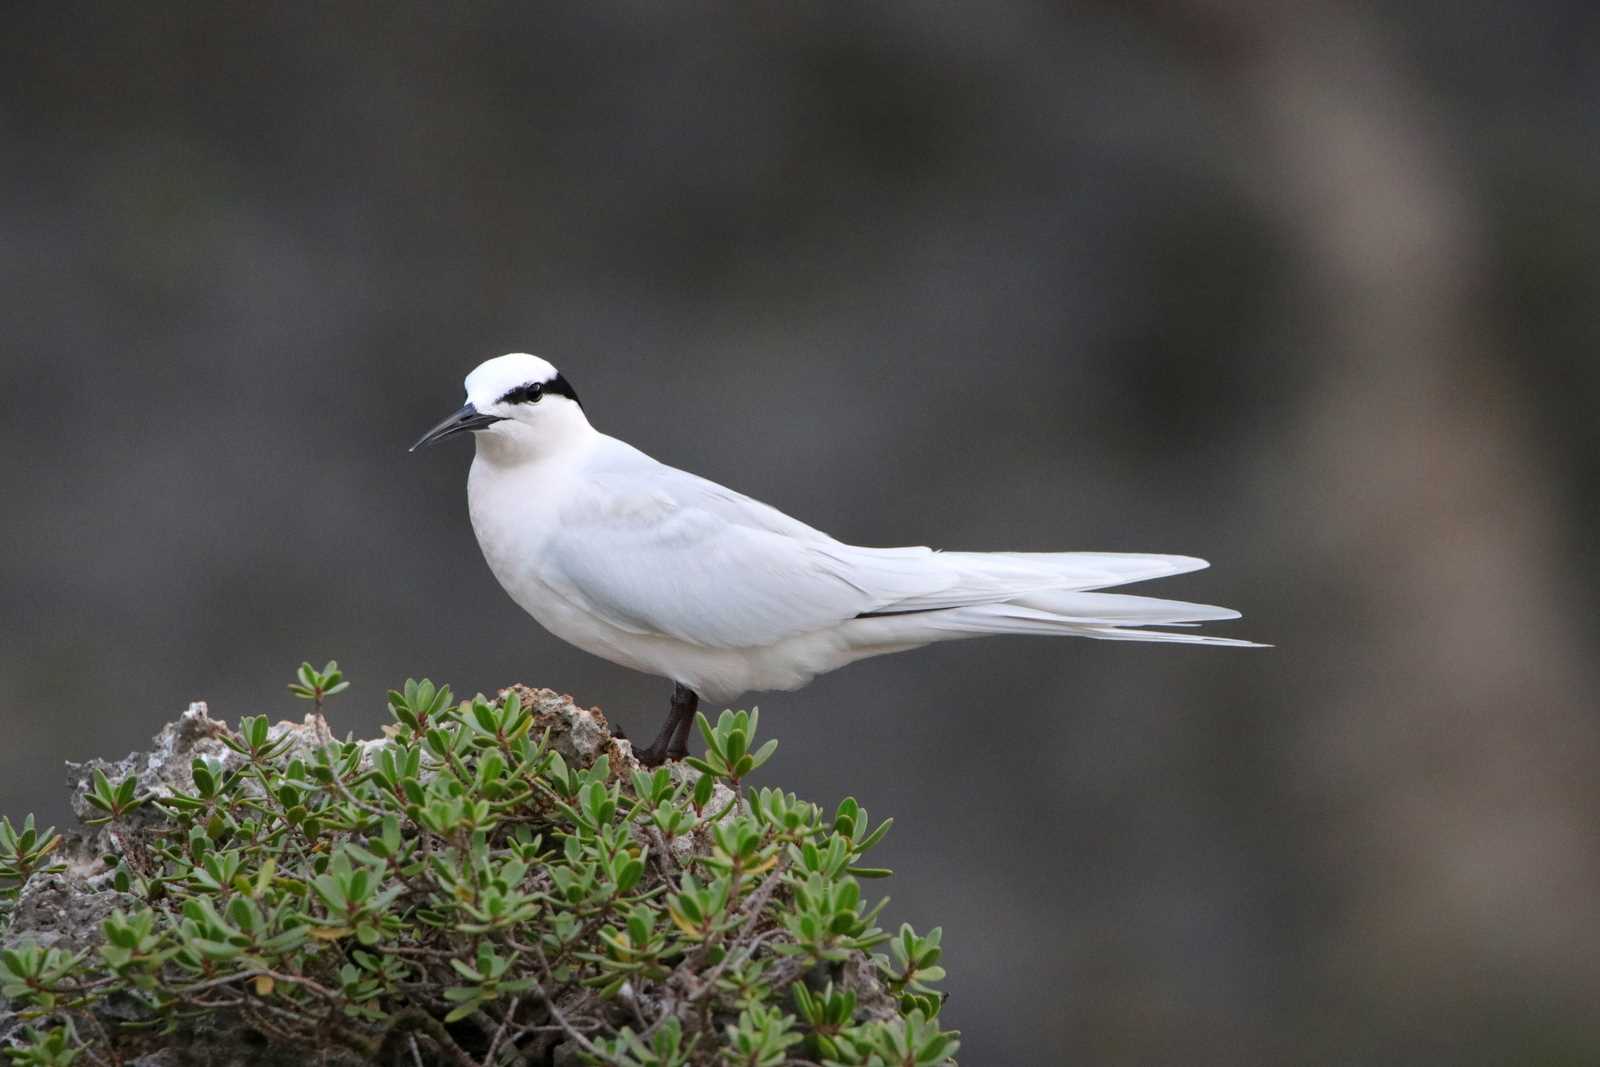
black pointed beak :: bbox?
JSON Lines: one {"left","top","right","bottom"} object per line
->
{"left": 410, "top": 403, "right": 505, "bottom": 452}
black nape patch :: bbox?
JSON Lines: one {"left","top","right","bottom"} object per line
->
{"left": 544, "top": 373, "right": 581, "bottom": 407}
{"left": 498, "top": 373, "right": 582, "bottom": 409}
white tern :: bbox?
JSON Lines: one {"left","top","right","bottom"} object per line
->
{"left": 413, "top": 353, "right": 1262, "bottom": 764}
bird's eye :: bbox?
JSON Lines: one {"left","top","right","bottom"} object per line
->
{"left": 501, "top": 382, "right": 544, "bottom": 405}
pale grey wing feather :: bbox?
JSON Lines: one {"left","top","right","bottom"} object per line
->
{"left": 539, "top": 439, "right": 1222, "bottom": 647}
{"left": 585, "top": 439, "right": 837, "bottom": 543}
{"left": 535, "top": 460, "right": 956, "bottom": 648}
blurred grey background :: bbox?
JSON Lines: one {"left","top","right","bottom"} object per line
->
{"left": 4, "top": 2, "right": 1599, "bottom": 1063}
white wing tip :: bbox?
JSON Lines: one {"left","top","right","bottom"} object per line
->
{"left": 1081, "top": 625, "right": 1270, "bottom": 648}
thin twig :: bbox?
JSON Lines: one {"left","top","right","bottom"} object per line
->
{"left": 482, "top": 995, "right": 519, "bottom": 1066}
{"left": 646, "top": 826, "right": 678, "bottom": 880}
{"left": 688, "top": 862, "right": 787, "bottom": 1000}
{"left": 530, "top": 944, "right": 609, "bottom": 1061}
{"left": 384, "top": 1010, "right": 481, "bottom": 1067}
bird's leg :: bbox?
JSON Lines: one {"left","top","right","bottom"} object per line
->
{"left": 634, "top": 684, "right": 699, "bottom": 767}
{"left": 666, "top": 685, "right": 698, "bottom": 761}
{"left": 633, "top": 712, "right": 679, "bottom": 768}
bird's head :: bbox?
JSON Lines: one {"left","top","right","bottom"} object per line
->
{"left": 411, "top": 353, "right": 588, "bottom": 455}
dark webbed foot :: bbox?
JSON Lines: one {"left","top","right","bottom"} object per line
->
{"left": 633, "top": 684, "right": 699, "bottom": 767}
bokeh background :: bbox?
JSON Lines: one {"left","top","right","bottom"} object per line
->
{"left": 5, "top": 3, "right": 1599, "bottom": 1063}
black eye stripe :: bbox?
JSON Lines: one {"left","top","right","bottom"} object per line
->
{"left": 497, "top": 373, "right": 581, "bottom": 409}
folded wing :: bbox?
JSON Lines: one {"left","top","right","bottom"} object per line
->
{"left": 538, "top": 457, "right": 1252, "bottom": 650}
{"left": 539, "top": 490, "right": 937, "bottom": 648}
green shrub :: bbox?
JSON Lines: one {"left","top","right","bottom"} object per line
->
{"left": 0, "top": 667, "right": 957, "bottom": 1066}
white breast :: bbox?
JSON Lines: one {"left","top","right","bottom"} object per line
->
{"left": 468, "top": 450, "right": 582, "bottom": 627}
{"left": 463, "top": 440, "right": 869, "bottom": 701}
{"left": 466, "top": 444, "right": 677, "bottom": 678}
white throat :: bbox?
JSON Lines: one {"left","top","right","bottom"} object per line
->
{"left": 472, "top": 401, "right": 596, "bottom": 468}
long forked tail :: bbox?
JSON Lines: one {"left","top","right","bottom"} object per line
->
{"left": 858, "top": 551, "right": 1267, "bottom": 648}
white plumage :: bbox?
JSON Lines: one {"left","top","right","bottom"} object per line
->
{"left": 414, "top": 353, "right": 1261, "bottom": 760}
